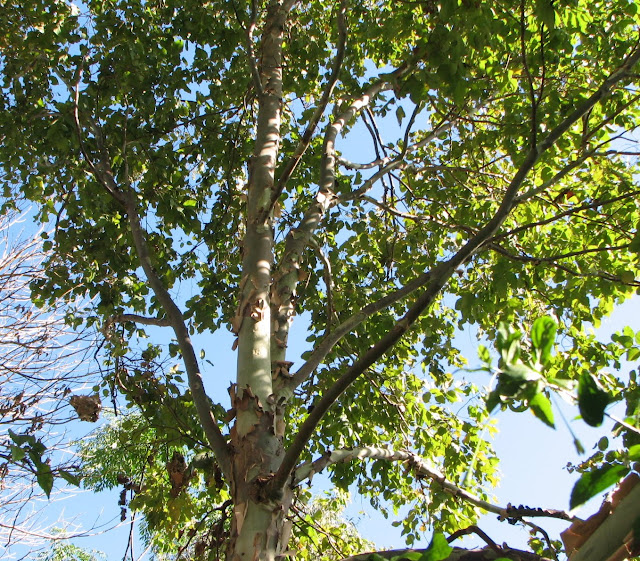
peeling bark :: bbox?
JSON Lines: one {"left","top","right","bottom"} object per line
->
{"left": 229, "top": 1, "right": 296, "bottom": 559}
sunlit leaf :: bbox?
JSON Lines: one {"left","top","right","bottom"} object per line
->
{"left": 529, "top": 392, "right": 555, "bottom": 428}
{"left": 530, "top": 316, "right": 557, "bottom": 366}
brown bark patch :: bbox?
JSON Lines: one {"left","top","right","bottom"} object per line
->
{"left": 69, "top": 394, "right": 101, "bottom": 422}
{"left": 166, "top": 451, "right": 187, "bottom": 497}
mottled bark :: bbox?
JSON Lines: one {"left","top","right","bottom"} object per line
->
{"left": 227, "top": 1, "right": 296, "bottom": 559}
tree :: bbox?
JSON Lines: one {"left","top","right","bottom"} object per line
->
{"left": 0, "top": 209, "right": 96, "bottom": 557}
{"left": 2, "top": 0, "right": 640, "bottom": 559}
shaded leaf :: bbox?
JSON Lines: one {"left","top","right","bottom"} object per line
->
{"left": 570, "top": 464, "right": 629, "bottom": 509}
{"left": 36, "top": 464, "right": 54, "bottom": 499}
{"left": 578, "top": 372, "right": 611, "bottom": 427}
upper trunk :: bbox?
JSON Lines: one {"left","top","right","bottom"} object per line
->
{"left": 227, "top": 1, "right": 294, "bottom": 560}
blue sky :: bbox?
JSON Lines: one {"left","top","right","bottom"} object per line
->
{"left": 15, "top": 295, "right": 635, "bottom": 561}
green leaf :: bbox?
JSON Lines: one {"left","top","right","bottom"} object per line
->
{"left": 393, "top": 553, "right": 422, "bottom": 561}
{"left": 570, "top": 464, "right": 629, "bottom": 509}
{"left": 529, "top": 392, "right": 555, "bottom": 428}
{"left": 10, "top": 445, "right": 26, "bottom": 461}
{"left": 573, "top": 437, "right": 586, "bottom": 455}
{"left": 628, "top": 444, "right": 640, "bottom": 461}
{"left": 627, "top": 347, "right": 640, "bottom": 361}
{"left": 502, "top": 362, "right": 540, "bottom": 381}
{"left": 531, "top": 316, "right": 557, "bottom": 366}
{"left": 36, "top": 464, "right": 54, "bottom": 499}
{"left": 420, "top": 532, "right": 453, "bottom": 561}
{"left": 486, "top": 389, "right": 502, "bottom": 413}
{"left": 578, "top": 372, "right": 611, "bottom": 427}
{"left": 8, "top": 429, "right": 36, "bottom": 447}
{"left": 535, "top": 0, "right": 556, "bottom": 29}
{"left": 629, "top": 229, "right": 640, "bottom": 253}
{"left": 478, "top": 345, "right": 492, "bottom": 366}
{"left": 59, "top": 469, "right": 82, "bottom": 487}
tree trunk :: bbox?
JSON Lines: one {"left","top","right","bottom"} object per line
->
{"left": 226, "top": 1, "right": 293, "bottom": 559}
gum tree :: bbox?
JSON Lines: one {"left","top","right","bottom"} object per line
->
{"left": 2, "top": 0, "right": 640, "bottom": 560}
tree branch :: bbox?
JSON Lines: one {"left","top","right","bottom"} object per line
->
{"left": 268, "top": 40, "right": 640, "bottom": 492}
{"left": 66, "top": 61, "right": 126, "bottom": 207}
{"left": 245, "top": 0, "right": 264, "bottom": 96}
{"left": 123, "top": 193, "right": 232, "bottom": 481}
{"left": 287, "top": 270, "right": 430, "bottom": 390}
{"left": 292, "top": 446, "right": 574, "bottom": 523}
{"left": 498, "top": 188, "right": 640, "bottom": 242}
{"left": 293, "top": 446, "right": 504, "bottom": 512}
{"left": 339, "top": 547, "right": 554, "bottom": 561}
{"left": 270, "top": 74, "right": 405, "bottom": 362}
{"left": 265, "top": 0, "right": 348, "bottom": 218}
{"left": 107, "top": 314, "right": 171, "bottom": 327}
{"left": 337, "top": 99, "right": 488, "bottom": 173}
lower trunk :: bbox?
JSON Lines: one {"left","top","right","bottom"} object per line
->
{"left": 226, "top": 386, "right": 292, "bottom": 561}
{"left": 227, "top": 492, "right": 294, "bottom": 561}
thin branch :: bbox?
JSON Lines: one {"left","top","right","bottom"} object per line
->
{"left": 246, "top": 0, "right": 264, "bottom": 96}
{"left": 269, "top": 41, "right": 640, "bottom": 492}
{"left": 67, "top": 63, "right": 233, "bottom": 479}
{"left": 65, "top": 60, "right": 126, "bottom": 207}
{"left": 287, "top": 269, "right": 430, "bottom": 389}
{"left": 122, "top": 193, "right": 232, "bottom": 481}
{"left": 107, "top": 314, "right": 171, "bottom": 327}
{"left": 337, "top": 106, "right": 465, "bottom": 172}
{"left": 291, "top": 446, "right": 576, "bottom": 523}
{"left": 503, "top": 185, "right": 640, "bottom": 241}
{"left": 487, "top": 243, "right": 640, "bottom": 287}
{"left": 309, "top": 238, "right": 336, "bottom": 335}
{"left": 447, "top": 526, "right": 501, "bottom": 552}
{"left": 292, "top": 447, "right": 504, "bottom": 514}
{"left": 520, "top": 0, "right": 538, "bottom": 148}
{"left": 270, "top": 71, "right": 408, "bottom": 357}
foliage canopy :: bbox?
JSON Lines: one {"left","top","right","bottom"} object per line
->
{"left": 2, "top": 0, "right": 640, "bottom": 559}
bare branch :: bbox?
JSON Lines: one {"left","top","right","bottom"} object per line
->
{"left": 0, "top": 211, "right": 100, "bottom": 555}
